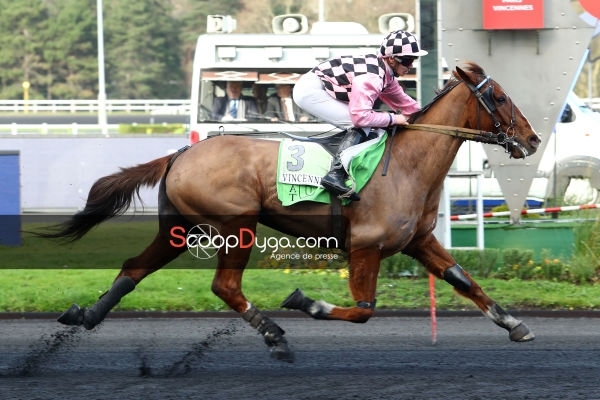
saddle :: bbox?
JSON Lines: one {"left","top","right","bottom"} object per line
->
{"left": 279, "top": 129, "right": 380, "bottom": 155}
{"left": 276, "top": 129, "right": 387, "bottom": 207}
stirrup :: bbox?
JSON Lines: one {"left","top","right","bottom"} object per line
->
{"left": 321, "top": 178, "right": 360, "bottom": 201}
{"left": 337, "top": 188, "right": 360, "bottom": 202}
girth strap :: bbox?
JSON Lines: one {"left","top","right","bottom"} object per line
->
{"left": 330, "top": 194, "right": 345, "bottom": 249}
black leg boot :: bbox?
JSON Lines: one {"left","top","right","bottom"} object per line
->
{"left": 321, "top": 128, "right": 365, "bottom": 201}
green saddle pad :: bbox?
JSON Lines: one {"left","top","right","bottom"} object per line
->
{"left": 276, "top": 132, "right": 387, "bottom": 206}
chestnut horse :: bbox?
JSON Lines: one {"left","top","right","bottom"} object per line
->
{"left": 42, "top": 63, "right": 540, "bottom": 363}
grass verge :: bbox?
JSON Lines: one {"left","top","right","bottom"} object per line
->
{"left": 1, "top": 268, "right": 599, "bottom": 313}
{"left": 0, "top": 220, "right": 598, "bottom": 312}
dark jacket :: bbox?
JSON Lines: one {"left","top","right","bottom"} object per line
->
{"left": 265, "top": 95, "right": 310, "bottom": 122}
{"left": 211, "top": 96, "right": 259, "bottom": 121}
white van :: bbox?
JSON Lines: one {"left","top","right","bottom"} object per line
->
{"left": 187, "top": 14, "right": 426, "bottom": 143}
{"left": 536, "top": 92, "right": 600, "bottom": 203}
{"left": 450, "top": 92, "right": 600, "bottom": 207}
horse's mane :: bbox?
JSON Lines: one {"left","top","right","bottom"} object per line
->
{"left": 408, "top": 62, "right": 486, "bottom": 123}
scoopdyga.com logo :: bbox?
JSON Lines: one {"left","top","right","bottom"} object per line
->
{"left": 169, "top": 223, "right": 340, "bottom": 260}
{"left": 170, "top": 223, "right": 259, "bottom": 260}
{"left": 180, "top": 224, "right": 222, "bottom": 260}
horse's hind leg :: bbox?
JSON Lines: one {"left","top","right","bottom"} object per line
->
{"left": 58, "top": 229, "right": 186, "bottom": 330}
{"left": 211, "top": 267, "right": 293, "bottom": 362}
{"left": 209, "top": 225, "right": 294, "bottom": 362}
{"left": 405, "top": 234, "right": 535, "bottom": 342}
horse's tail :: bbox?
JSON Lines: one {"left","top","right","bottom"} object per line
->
{"left": 36, "top": 154, "right": 172, "bottom": 242}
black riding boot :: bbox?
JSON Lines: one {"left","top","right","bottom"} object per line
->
{"left": 321, "top": 128, "right": 365, "bottom": 201}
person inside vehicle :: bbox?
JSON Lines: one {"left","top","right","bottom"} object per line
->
{"left": 212, "top": 81, "right": 258, "bottom": 121}
{"left": 292, "top": 30, "right": 428, "bottom": 201}
{"left": 266, "top": 84, "right": 310, "bottom": 122}
{"left": 252, "top": 83, "right": 269, "bottom": 116}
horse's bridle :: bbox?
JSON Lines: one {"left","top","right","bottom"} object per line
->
{"left": 463, "top": 76, "right": 516, "bottom": 146}
{"left": 408, "top": 75, "right": 529, "bottom": 158}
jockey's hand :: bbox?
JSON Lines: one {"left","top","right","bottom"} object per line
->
{"left": 393, "top": 113, "right": 410, "bottom": 126}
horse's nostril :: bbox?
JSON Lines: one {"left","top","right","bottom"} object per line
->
{"left": 529, "top": 134, "right": 541, "bottom": 148}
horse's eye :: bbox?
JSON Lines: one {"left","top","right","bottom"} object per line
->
{"left": 497, "top": 96, "right": 507, "bottom": 104}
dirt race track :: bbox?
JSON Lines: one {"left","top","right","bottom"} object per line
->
{"left": 1, "top": 313, "right": 599, "bottom": 400}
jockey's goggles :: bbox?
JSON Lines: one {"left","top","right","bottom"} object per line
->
{"left": 394, "top": 56, "right": 417, "bottom": 68}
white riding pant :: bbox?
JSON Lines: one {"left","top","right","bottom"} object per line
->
{"left": 293, "top": 72, "right": 369, "bottom": 136}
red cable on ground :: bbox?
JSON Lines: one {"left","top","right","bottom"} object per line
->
{"left": 429, "top": 274, "right": 437, "bottom": 345}
{"left": 450, "top": 203, "right": 599, "bottom": 221}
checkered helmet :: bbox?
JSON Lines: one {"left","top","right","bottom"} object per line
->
{"left": 380, "top": 30, "right": 428, "bottom": 58}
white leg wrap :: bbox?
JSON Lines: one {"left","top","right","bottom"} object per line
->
{"left": 309, "top": 300, "right": 334, "bottom": 317}
{"left": 485, "top": 304, "right": 521, "bottom": 330}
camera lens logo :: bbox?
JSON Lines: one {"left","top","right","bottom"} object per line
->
{"left": 186, "top": 224, "right": 220, "bottom": 259}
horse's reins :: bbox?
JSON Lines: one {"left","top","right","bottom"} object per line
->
{"left": 381, "top": 74, "right": 527, "bottom": 175}
{"left": 381, "top": 122, "right": 498, "bottom": 176}
{"left": 381, "top": 124, "right": 397, "bottom": 176}
{"left": 399, "top": 123, "right": 504, "bottom": 144}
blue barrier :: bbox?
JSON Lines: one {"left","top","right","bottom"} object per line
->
{"left": 0, "top": 151, "right": 21, "bottom": 246}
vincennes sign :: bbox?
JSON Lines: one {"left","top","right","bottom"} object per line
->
{"left": 483, "top": 0, "right": 544, "bottom": 30}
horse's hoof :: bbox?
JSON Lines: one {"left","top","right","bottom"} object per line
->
{"left": 281, "top": 288, "right": 307, "bottom": 310}
{"left": 57, "top": 303, "right": 84, "bottom": 326}
{"left": 270, "top": 342, "right": 295, "bottom": 363}
{"left": 509, "top": 322, "right": 535, "bottom": 342}
{"left": 82, "top": 309, "right": 103, "bottom": 330}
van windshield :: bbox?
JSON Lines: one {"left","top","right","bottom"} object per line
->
{"left": 568, "top": 92, "right": 597, "bottom": 114}
{"left": 195, "top": 70, "right": 393, "bottom": 124}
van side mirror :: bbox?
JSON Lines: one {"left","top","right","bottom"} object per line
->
{"left": 560, "top": 104, "right": 574, "bottom": 123}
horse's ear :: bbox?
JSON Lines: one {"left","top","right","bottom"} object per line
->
{"left": 455, "top": 66, "right": 472, "bottom": 84}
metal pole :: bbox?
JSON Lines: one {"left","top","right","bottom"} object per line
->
{"left": 588, "top": 61, "right": 593, "bottom": 99}
{"left": 476, "top": 173, "right": 484, "bottom": 250}
{"left": 442, "top": 178, "right": 451, "bottom": 247}
{"left": 415, "top": 0, "right": 421, "bottom": 103}
{"left": 22, "top": 81, "right": 30, "bottom": 114}
{"left": 437, "top": 0, "right": 443, "bottom": 91}
{"left": 318, "top": 0, "right": 325, "bottom": 22}
{"left": 97, "top": 0, "right": 108, "bottom": 135}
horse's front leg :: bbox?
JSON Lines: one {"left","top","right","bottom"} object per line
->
{"left": 405, "top": 234, "right": 535, "bottom": 342}
{"left": 282, "top": 247, "right": 380, "bottom": 323}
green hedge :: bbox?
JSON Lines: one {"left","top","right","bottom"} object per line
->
{"left": 118, "top": 123, "right": 186, "bottom": 134}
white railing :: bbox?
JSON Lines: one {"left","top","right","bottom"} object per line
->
{"left": 582, "top": 97, "right": 600, "bottom": 112}
{"left": 0, "top": 99, "right": 190, "bottom": 114}
{"left": 3, "top": 97, "right": 599, "bottom": 114}
{"left": 0, "top": 123, "right": 195, "bottom": 136}
{"left": 0, "top": 123, "right": 120, "bottom": 135}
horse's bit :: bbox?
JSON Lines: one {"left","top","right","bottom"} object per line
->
{"left": 462, "top": 76, "right": 527, "bottom": 157}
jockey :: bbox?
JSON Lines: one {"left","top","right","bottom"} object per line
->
{"left": 293, "top": 30, "right": 428, "bottom": 201}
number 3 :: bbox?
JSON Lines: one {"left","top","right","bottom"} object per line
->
{"left": 286, "top": 144, "right": 305, "bottom": 171}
